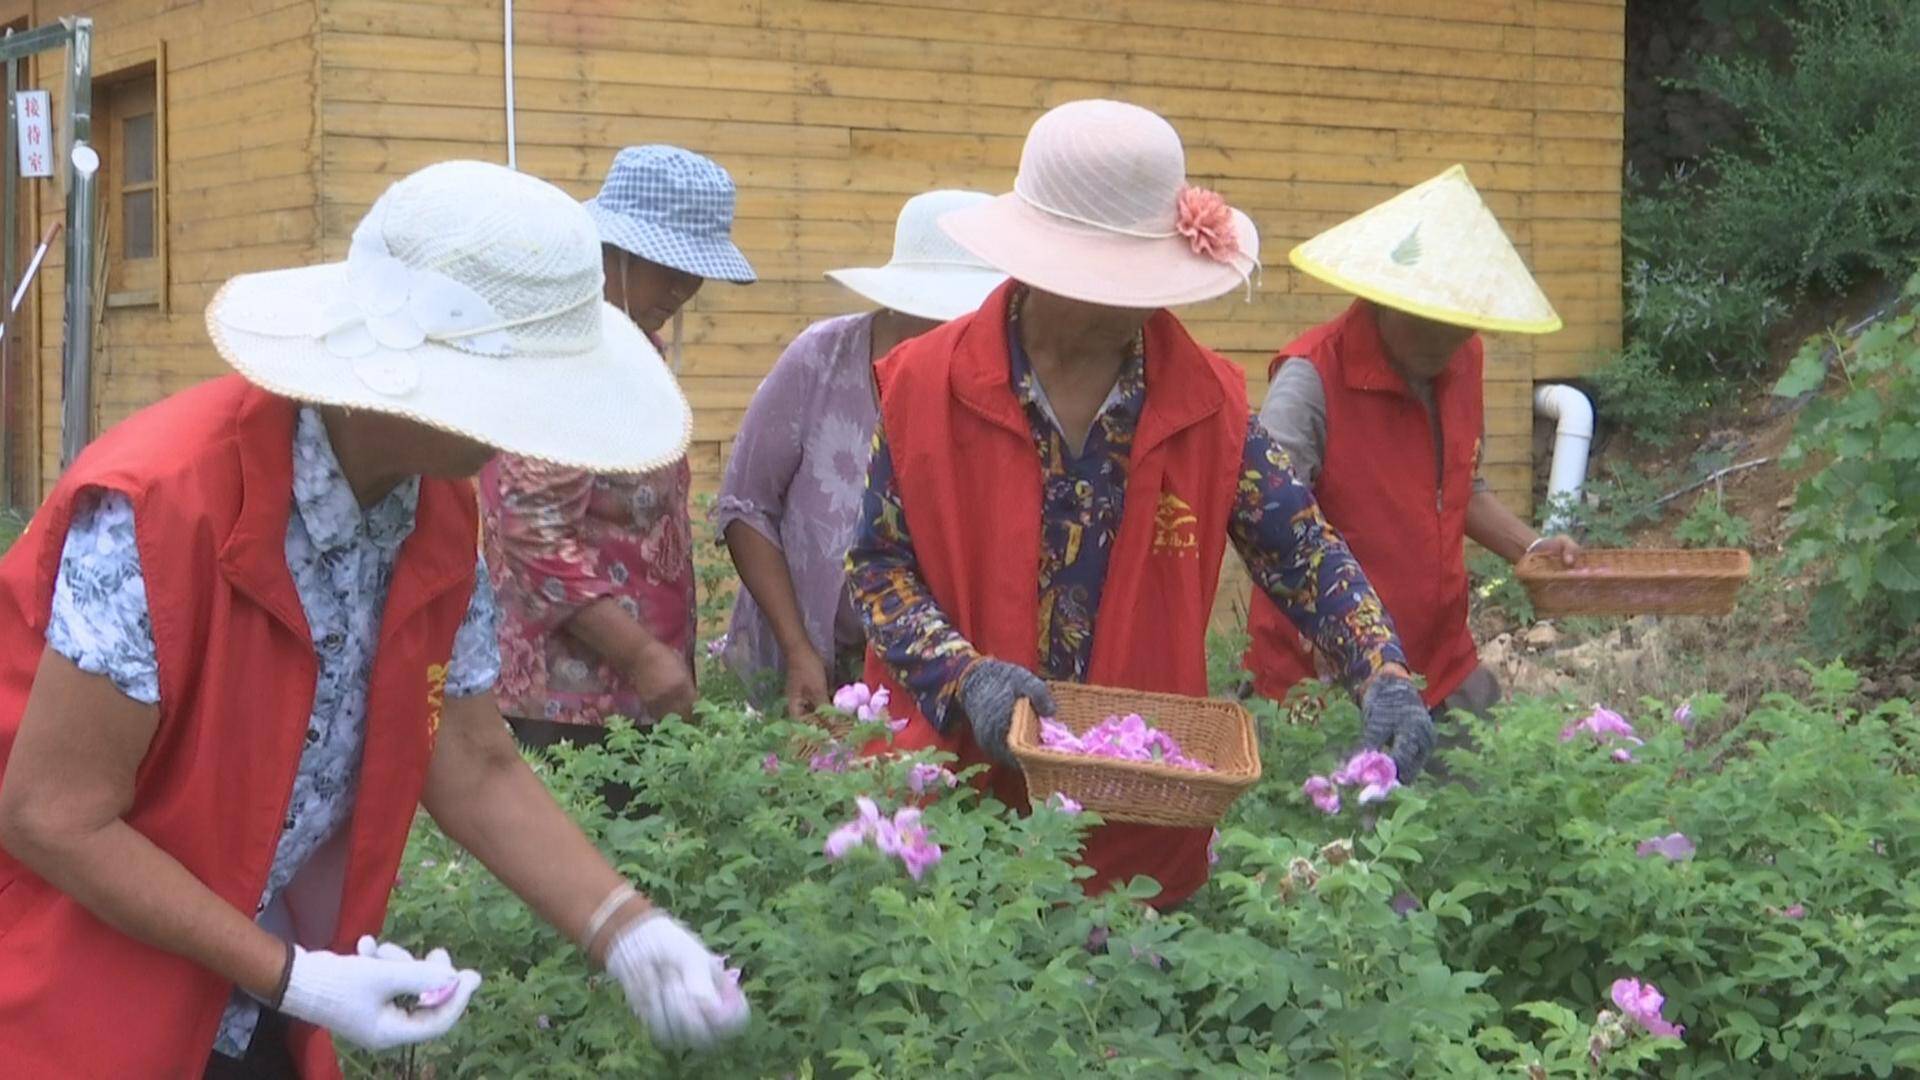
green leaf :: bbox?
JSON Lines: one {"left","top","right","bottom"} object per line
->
{"left": 1774, "top": 350, "right": 1827, "bottom": 397}
{"left": 1877, "top": 541, "right": 1920, "bottom": 592}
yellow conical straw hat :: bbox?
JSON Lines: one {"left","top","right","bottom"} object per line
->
{"left": 1289, "top": 165, "right": 1562, "bottom": 335}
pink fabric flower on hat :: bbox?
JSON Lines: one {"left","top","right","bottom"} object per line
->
{"left": 1175, "top": 185, "right": 1240, "bottom": 264}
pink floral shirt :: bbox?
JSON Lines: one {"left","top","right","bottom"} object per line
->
{"left": 480, "top": 456, "right": 695, "bottom": 727}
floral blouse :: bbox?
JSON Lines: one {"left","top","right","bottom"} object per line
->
{"left": 848, "top": 289, "right": 1406, "bottom": 729}
{"left": 481, "top": 456, "right": 695, "bottom": 726}
{"left": 712, "top": 313, "right": 879, "bottom": 686}
{"left": 43, "top": 406, "right": 498, "bottom": 1059}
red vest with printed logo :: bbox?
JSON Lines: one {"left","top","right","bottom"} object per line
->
{"left": 1246, "top": 301, "right": 1482, "bottom": 708}
{"left": 0, "top": 376, "right": 477, "bottom": 1079}
{"left": 862, "top": 281, "right": 1246, "bottom": 909}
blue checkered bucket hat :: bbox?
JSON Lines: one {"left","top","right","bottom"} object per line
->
{"left": 583, "top": 145, "right": 756, "bottom": 284}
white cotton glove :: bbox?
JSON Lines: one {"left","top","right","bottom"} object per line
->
{"left": 278, "top": 934, "right": 483, "bottom": 1051}
{"left": 604, "top": 913, "right": 751, "bottom": 1051}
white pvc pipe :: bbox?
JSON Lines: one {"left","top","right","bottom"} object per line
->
{"left": 1533, "top": 383, "right": 1594, "bottom": 534}
{"left": 503, "top": 0, "right": 518, "bottom": 170}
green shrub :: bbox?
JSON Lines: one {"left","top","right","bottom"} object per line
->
{"left": 1774, "top": 272, "right": 1920, "bottom": 656}
{"left": 1401, "top": 662, "right": 1920, "bottom": 1078}
{"left": 1689, "top": 0, "right": 1920, "bottom": 295}
{"left": 343, "top": 664, "right": 1920, "bottom": 1077}
{"left": 1621, "top": 191, "right": 1788, "bottom": 382}
{"left": 1589, "top": 341, "right": 1734, "bottom": 447}
{"left": 1607, "top": 0, "right": 1918, "bottom": 410}
{"left": 1467, "top": 548, "right": 1534, "bottom": 627}
{"left": 1551, "top": 461, "right": 1673, "bottom": 549}
{"left": 1673, "top": 493, "right": 1753, "bottom": 548}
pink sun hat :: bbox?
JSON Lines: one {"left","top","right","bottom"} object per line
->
{"left": 939, "top": 99, "right": 1260, "bottom": 309}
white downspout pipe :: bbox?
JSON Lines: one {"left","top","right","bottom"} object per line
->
{"left": 503, "top": 0, "right": 518, "bottom": 169}
{"left": 1533, "top": 384, "right": 1593, "bottom": 534}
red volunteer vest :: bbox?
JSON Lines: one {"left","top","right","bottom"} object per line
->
{"left": 1246, "top": 301, "right": 1482, "bottom": 708}
{"left": 0, "top": 377, "right": 478, "bottom": 1079}
{"left": 864, "top": 281, "right": 1246, "bottom": 909}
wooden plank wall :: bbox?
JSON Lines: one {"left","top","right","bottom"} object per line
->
{"left": 317, "top": 0, "right": 1624, "bottom": 512}
{"left": 9, "top": 0, "right": 321, "bottom": 495}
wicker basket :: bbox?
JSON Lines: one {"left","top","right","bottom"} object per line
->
{"left": 1517, "top": 547, "right": 1752, "bottom": 617}
{"left": 1009, "top": 682, "right": 1262, "bottom": 828}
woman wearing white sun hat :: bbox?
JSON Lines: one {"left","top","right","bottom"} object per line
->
{"left": 1247, "top": 165, "right": 1578, "bottom": 743}
{"left": 846, "top": 99, "right": 1431, "bottom": 911}
{"left": 714, "top": 189, "right": 1004, "bottom": 715}
{"left": 0, "top": 162, "right": 747, "bottom": 1079}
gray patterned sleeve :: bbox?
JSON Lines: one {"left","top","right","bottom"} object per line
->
{"left": 445, "top": 555, "right": 501, "bottom": 698}
{"left": 45, "top": 491, "right": 161, "bottom": 705}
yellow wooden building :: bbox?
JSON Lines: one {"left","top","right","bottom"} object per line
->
{"left": 0, "top": 0, "right": 1622, "bottom": 512}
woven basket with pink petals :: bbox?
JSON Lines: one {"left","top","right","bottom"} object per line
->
{"left": 1010, "top": 682, "right": 1262, "bottom": 828}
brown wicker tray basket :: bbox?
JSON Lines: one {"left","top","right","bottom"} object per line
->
{"left": 1516, "top": 547, "right": 1752, "bottom": 617}
{"left": 1009, "top": 682, "right": 1262, "bottom": 828}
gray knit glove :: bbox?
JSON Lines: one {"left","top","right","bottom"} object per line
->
{"left": 1360, "top": 674, "right": 1435, "bottom": 783}
{"left": 959, "top": 661, "right": 1057, "bottom": 768}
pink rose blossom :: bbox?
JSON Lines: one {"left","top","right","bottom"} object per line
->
{"left": 1783, "top": 903, "right": 1806, "bottom": 919}
{"left": 1672, "top": 700, "right": 1693, "bottom": 727}
{"left": 908, "top": 762, "right": 957, "bottom": 795}
{"left": 1635, "top": 833, "right": 1696, "bottom": 861}
{"left": 822, "top": 820, "right": 865, "bottom": 860}
{"left": 1609, "top": 978, "right": 1685, "bottom": 1040}
{"left": 1562, "top": 705, "right": 1644, "bottom": 761}
{"left": 1047, "top": 792, "right": 1083, "bottom": 815}
{"left": 761, "top": 752, "right": 780, "bottom": 775}
{"left": 821, "top": 796, "right": 942, "bottom": 880}
{"left": 832, "top": 683, "right": 872, "bottom": 712}
{"left": 1332, "top": 750, "right": 1400, "bottom": 804}
{"left": 1302, "top": 775, "right": 1341, "bottom": 815}
{"left": 809, "top": 745, "right": 850, "bottom": 773}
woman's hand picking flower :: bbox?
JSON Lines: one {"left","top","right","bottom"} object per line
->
{"left": 1359, "top": 672, "right": 1434, "bottom": 782}
{"left": 278, "top": 935, "right": 482, "bottom": 1051}
{"left": 603, "top": 912, "right": 750, "bottom": 1051}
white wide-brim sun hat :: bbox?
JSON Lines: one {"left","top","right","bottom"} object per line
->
{"left": 206, "top": 160, "right": 692, "bottom": 473}
{"left": 1291, "top": 165, "right": 1561, "bottom": 335}
{"left": 825, "top": 190, "right": 1006, "bottom": 322}
{"left": 939, "top": 99, "right": 1260, "bottom": 310}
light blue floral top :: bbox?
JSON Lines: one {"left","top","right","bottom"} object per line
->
{"left": 44, "top": 406, "right": 499, "bottom": 1059}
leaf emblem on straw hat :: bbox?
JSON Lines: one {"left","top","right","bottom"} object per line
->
{"left": 1390, "top": 224, "right": 1423, "bottom": 267}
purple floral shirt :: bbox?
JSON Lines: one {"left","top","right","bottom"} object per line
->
{"left": 713, "top": 313, "right": 878, "bottom": 682}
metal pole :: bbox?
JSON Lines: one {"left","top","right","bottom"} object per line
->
{"left": 2, "top": 47, "right": 16, "bottom": 506}
{"left": 5, "top": 48, "right": 18, "bottom": 310}
{"left": 59, "top": 17, "right": 91, "bottom": 467}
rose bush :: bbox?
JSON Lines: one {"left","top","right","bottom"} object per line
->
{"left": 344, "top": 662, "right": 1919, "bottom": 1078}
